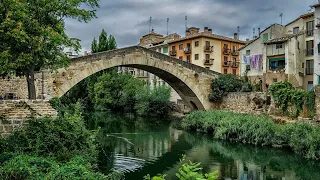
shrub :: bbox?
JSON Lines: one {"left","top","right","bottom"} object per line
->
{"left": 182, "top": 110, "right": 320, "bottom": 160}
{"left": 209, "top": 74, "right": 243, "bottom": 102}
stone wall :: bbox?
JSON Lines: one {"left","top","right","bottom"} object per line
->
{"left": 216, "top": 92, "right": 271, "bottom": 115}
{"left": 0, "top": 73, "right": 47, "bottom": 100}
{"left": 0, "top": 100, "right": 57, "bottom": 138}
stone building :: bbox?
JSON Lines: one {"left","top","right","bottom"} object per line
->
{"left": 239, "top": 12, "right": 315, "bottom": 91}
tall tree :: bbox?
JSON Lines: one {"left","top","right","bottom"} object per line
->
{"left": 91, "top": 38, "right": 98, "bottom": 53}
{"left": 0, "top": 0, "right": 99, "bottom": 99}
{"left": 108, "top": 35, "right": 117, "bottom": 50}
{"left": 97, "top": 29, "right": 108, "bottom": 52}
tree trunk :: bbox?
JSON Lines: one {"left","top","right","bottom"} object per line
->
{"left": 26, "top": 69, "right": 37, "bottom": 99}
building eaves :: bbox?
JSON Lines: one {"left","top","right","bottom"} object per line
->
{"left": 238, "top": 37, "right": 259, "bottom": 51}
{"left": 285, "top": 12, "right": 314, "bottom": 27}
{"left": 264, "top": 31, "right": 304, "bottom": 44}
{"left": 168, "top": 32, "right": 246, "bottom": 44}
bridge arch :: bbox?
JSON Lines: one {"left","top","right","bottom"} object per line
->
{"left": 47, "top": 46, "right": 219, "bottom": 110}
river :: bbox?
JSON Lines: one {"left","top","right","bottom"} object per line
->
{"left": 87, "top": 112, "right": 320, "bottom": 180}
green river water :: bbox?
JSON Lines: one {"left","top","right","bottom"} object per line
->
{"left": 87, "top": 113, "right": 320, "bottom": 180}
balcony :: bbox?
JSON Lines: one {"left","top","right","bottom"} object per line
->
{"left": 184, "top": 47, "right": 192, "bottom": 54}
{"left": 231, "top": 62, "right": 239, "bottom": 68}
{"left": 204, "top": 45, "right": 213, "bottom": 52}
{"left": 222, "top": 60, "right": 230, "bottom": 67}
{"left": 204, "top": 59, "right": 214, "bottom": 65}
{"left": 222, "top": 48, "right": 231, "bottom": 55}
{"left": 305, "top": 49, "right": 314, "bottom": 56}
{"left": 231, "top": 50, "right": 239, "bottom": 56}
{"left": 306, "top": 30, "right": 314, "bottom": 37}
{"left": 170, "top": 50, "right": 177, "bottom": 56}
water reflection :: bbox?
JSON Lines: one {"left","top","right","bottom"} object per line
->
{"left": 87, "top": 113, "right": 320, "bottom": 180}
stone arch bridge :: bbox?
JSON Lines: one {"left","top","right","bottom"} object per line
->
{"left": 43, "top": 46, "right": 219, "bottom": 110}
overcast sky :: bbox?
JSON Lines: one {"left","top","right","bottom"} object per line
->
{"left": 65, "top": 0, "right": 316, "bottom": 54}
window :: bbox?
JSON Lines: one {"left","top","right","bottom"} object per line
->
{"left": 179, "top": 44, "right": 183, "bottom": 50}
{"left": 195, "top": 41, "right": 199, "bottom": 47}
{"left": 306, "top": 21, "right": 314, "bottom": 36}
{"left": 205, "top": 54, "right": 210, "bottom": 60}
{"left": 163, "top": 47, "right": 168, "bottom": 53}
{"left": 306, "top": 40, "right": 314, "bottom": 56}
{"left": 233, "top": 45, "right": 237, "bottom": 51}
{"left": 269, "top": 57, "right": 285, "bottom": 70}
{"left": 318, "top": 43, "right": 320, "bottom": 54}
{"left": 273, "top": 78, "right": 278, "bottom": 83}
{"left": 224, "top": 69, "right": 228, "bottom": 74}
{"left": 246, "top": 50, "right": 250, "bottom": 56}
{"left": 232, "top": 69, "right": 236, "bottom": 76}
{"left": 158, "top": 48, "right": 162, "bottom": 53}
{"left": 187, "top": 55, "right": 191, "bottom": 63}
{"left": 263, "top": 33, "right": 268, "bottom": 41}
{"left": 306, "top": 60, "right": 314, "bottom": 75}
{"left": 172, "top": 46, "right": 176, "bottom": 51}
{"left": 206, "top": 41, "right": 210, "bottom": 47}
{"left": 308, "top": 81, "right": 314, "bottom": 90}
{"left": 179, "top": 56, "right": 183, "bottom": 60}
{"left": 224, "top": 56, "right": 228, "bottom": 61}
{"left": 206, "top": 67, "right": 210, "bottom": 69}
{"left": 293, "top": 27, "right": 299, "bottom": 34}
{"left": 302, "top": 62, "right": 304, "bottom": 69}
{"left": 276, "top": 44, "right": 283, "bottom": 49}
{"left": 223, "top": 44, "right": 228, "bottom": 50}
{"left": 195, "top": 54, "right": 199, "bottom": 60}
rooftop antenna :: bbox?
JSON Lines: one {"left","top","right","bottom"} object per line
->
{"left": 280, "top": 13, "right": 283, "bottom": 25}
{"left": 253, "top": 28, "right": 255, "bottom": 39}
{"left": 167, "top": 18, "right": 169, "bottom": 35}
{"left": 237, "top": 26, "right": 240, "bottom": 39}
{"left": 185, "top": 16, "right": 188, "bottom": 31}
{"left": 149, "top": 17, "right": 152, "bottom": 33}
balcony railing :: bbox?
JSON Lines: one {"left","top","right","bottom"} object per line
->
{"left": 170, "top": 50, "right": 177, "bottom": 56}
{"left": 231, "top": 62, "right": 239, "bottom": 68}
{"left": 306, "top": 30, "right": 314, "bottom": 37}
{"left": 222, "top": 61, "right": 230, "bottom": 67}
{"left": 231, "top": 50, "right": 239, "bottom": 56}
{"left": 223, "top": 48, "right": 231, "bottom": 55}
{"left": 204, "top": 45, "right": 213, "bottom": 52}
{"left": 204, "top": 59, "right": 214, "bottom": 65}
{"left": 184, "top": 47, "right": 192, "bottom": 54}
{"left": 306, "top": 49, "right": 314, "bottom": 56}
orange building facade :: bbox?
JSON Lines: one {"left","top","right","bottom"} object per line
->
{"left": 168, "top": 27, "right": 246, "bottom": 75}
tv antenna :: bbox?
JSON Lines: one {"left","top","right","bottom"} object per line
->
{"left": 149, "top": 17, "right": 152, "bottom": 33}
{"left": 167, "top": 18, "right": 169, "bottom": 35}
{"left": 279, "top": 13, "right": 283, "bottom": 25}
{"left": 185, "top": 16, "right": 188, "bottom": 31}
{"left": 237, "top": 26, "right": 240, "bottom": 39}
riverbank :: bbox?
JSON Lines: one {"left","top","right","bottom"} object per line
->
{"left": 182, "top": 110, "right": 320, "bottom": 160}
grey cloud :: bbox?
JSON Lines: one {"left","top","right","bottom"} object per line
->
{"left": 65, "top": 0, "right": 316, "bottom": 54}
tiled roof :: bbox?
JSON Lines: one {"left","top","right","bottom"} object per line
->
{"left": 142, "top": 31, "right": 163, "bottom": 38}
{"left": 264, "top": 31, "right": 305, "bottom": 44}
{"left": 168, "top": 32, "right": 246, "bottom": 44}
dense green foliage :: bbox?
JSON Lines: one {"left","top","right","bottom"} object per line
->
{"left": 144, "top": 155, "right": 218, "bottom": 180}
{"left": 0, "top": 0, "right": 99, "bottom": 99}
{"left": 0, "top": 103, "right": 114, "bottom": 179}
{"left": 209, "top": 74, "right": 244, "bottom": 102}
{"left": 91, "top": 29, "right": 117, "bottom": 53}
{"left": 135, "top": 85, "right": 172, "bottom": 117}
{"left": 182, "top": 110, "right": 320, "bottom": 159}
{"left": 269, "top": 82, "right": 315, "bottom": 117}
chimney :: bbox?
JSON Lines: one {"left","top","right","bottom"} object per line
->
{"left": 84, "top": 51, "right": 88, "bottom": 56}
{"left": 151, "top": 28, "right": 154, "bottom": 33}
{"left": 208, "top": 28, "right": 212, "bottom": 34}
{"left": 254, "top": 36, "right": 258, "bottom": 39}
{"left": 186, "top": 30, "right": 191, "bottom": 37}
{"left": 204, "top": 27, "right": 209, "bottom": 33}
{"left": 246, "top": 38, "right": 249, "bottom": 42}
{"left": 234, "top": 33, "right": 238, "bottom": 40}
{"left": 258, "top": 28, "right": 261, "bottom": 37}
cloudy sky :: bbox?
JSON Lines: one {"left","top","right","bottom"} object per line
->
{"left": 65, "top": 0, "right": 316, "bottom": 54}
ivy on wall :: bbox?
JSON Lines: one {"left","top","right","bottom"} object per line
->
{"left": 269, "top": 81, "right": 315, "bottom": 118}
